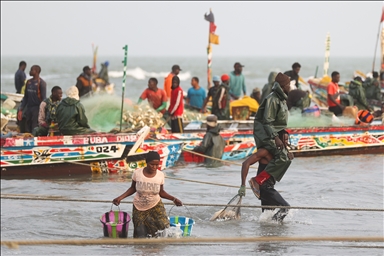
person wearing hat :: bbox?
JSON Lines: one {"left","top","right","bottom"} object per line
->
{"left": 246, "top": 72, "right": 291, "bottom": 203}
{"left": 238, "top": 129, "right": 293, "bottom": 222}
{"left": 113, "top": 151, "right": 183, "bottom": 238}
{"left": 76, "top": 65, "right": 94, "bottom": 98}
{"left": 55, "top": 86, "right": 95, "bottom": 135}
{"left": 193, "top": 114, "right": 225, "bottom": 167}
{"left": 211, "top": 74, "right": 231, "bottom": 120}
{"left": 201, "top": 75, "right": 221, "bottom": 113}
{"left": 164, "top": 65, "right": 182, "bottom": 99}
{"left": 250, "top": 87, "right": 261, "bottom": 105}
{"left": 229, "top": 62, "right": 247, "bottom": 100}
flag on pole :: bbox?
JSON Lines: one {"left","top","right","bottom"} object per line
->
{"left": 323, "top": 32, "right": 331, "bottom": 77}
{"left": 205, "top": 10, "right": 219, "bottom": 45}
{"left": 381, "top": 6, "right": 384, "bottom": 22}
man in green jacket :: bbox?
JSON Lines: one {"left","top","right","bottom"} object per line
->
{"left": 250, "top": 72, "right": 291, "bottom": 189}
{"left": 349, "top": 77, "right": 372, "bottom": 111}
{"left": 56, "top": 86, "right": 96, "bottom": 135}
{"left": 193, "top": 114, "right": 225, "bottom": 167}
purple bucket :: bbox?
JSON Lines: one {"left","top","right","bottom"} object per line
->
{"left": 100, "top": 205, "right": 131, "bottom": 238}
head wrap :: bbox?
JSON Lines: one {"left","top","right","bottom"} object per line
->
{"left": 221, "top": 74, "right": 230, "bottom": 82}
{"left": 146, "top": 151, "right": 160, "bottom": 163}
{"left": 66, "top": 86, "right": 79, "bottom": 100}
{"left": 275, "top": 72, "right": 290, "bottom": 86}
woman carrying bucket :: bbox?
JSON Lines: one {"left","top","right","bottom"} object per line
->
{"left": 112, "top": 151, "right": 183, "bottom": 238}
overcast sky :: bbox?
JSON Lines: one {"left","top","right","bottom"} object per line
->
{"left": 1, "top": 1, "right": 383, "bottom": 57}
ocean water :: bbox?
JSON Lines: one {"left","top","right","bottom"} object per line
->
{"left": 0, "top": 55, "right": 377, "bottom": 100}
{"left": 1, "top": 154, "right": 383, "bottom": 255}
{"left": 1, "top": 55, "right": 377, "bottom": 131}
{"left": 1, "top": 56, "right": 383, "bottom": 255}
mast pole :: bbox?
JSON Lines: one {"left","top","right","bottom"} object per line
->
{"left": 120, "top": 45, "right": 128, "bottom": 132}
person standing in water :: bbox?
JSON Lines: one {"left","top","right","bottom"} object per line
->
{"left": 238, "top": 129, "right": 293, "bottom": 222}
{"left": 113, "top": 151, "right": 183, "bottom": 238}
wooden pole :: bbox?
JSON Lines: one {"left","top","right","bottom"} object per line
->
{"left": 207, "top": 8, "right": 212, "bottom": 89}
{"left": 120, "top": 45, "right": 128, "bottom": 132}
{"left": 372, "top": 21, "right": 382, "bottom": 72}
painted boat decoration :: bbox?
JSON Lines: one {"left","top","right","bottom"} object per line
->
{"left": 181, "top": 140, "right": 257, "bottom": 162}
{"left": 0, "top": 126, "right": 182, "bottom": 179}
{"left": 150, "top": 122, "right": 384, "bottom": 159}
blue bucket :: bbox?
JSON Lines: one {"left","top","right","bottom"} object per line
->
{"left": 169, "top": 216, "right": 195, "bottom": 237}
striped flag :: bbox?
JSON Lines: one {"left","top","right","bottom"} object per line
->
{"left": 323, "top": 33, "right": 330, "bottom": 77}
{"left": 205, "top": 10, "right": 219, "bottom": 45}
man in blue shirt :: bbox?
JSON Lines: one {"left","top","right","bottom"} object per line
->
{"left": 186, "top": 77, "right": 206, "bottom": 111}
{"left": 18, "top": 65, "right": 47, "bottom": 133}
{"left": 229, "top": 62, "right": 246, "bottom": 100}
{"left": 14, "top": 61, "right": 27, "bottom": 94}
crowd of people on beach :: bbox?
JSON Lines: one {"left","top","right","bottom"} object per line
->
{"left": 3, "top": 58, "right": 383, "bottom": 239}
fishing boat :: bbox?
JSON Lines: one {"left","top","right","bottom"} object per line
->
{"left": 0, "top": 126, "right": 183, "bottom": 179}
{"left": 154, "top": 120, "right": 384, "bottom": 161}
{"left": 308, "top": 78, "right": 382, "bottom": 110}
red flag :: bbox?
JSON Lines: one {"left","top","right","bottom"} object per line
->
{"left": 209, "top": 23, "right": 216, "bottom": 33}
{"left": 381, "top": 7, "right": 384, "bottom": 22}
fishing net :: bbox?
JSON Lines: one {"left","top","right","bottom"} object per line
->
{"left": 81, "top": 95, "right": 208, "bottom": 133}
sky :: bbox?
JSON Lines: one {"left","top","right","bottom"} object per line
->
{"left": 1, "top": 1, "right": 383, "bottom": 57}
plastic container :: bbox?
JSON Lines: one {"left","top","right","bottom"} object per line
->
{"left": 100, "top": 205, "right": 131, "bottom": 238}
{"left": 169, "top": 216, "right": 195, "bottom": 237}
{"left": 182, "top": 151, "right": 204, "bottom": 163}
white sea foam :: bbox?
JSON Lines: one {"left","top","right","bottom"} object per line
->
{"left": 108, "top": 67, "right": 191, "bottom": 81}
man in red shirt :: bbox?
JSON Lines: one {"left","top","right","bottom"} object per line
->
{"left": 138, "top": 78, "right": 168, "bottom": 114}
{"left": 168, "top": 76, "right": 184, "bottom": 133}
{"left": 327, "top": 71, "right": 345, "bottom": 116}
{"left": 164, "top": 65, "right": 181, "bottom": 99}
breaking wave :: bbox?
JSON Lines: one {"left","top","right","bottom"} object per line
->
{"left": 109, "top": 67, "right": 191, "bottom": 81}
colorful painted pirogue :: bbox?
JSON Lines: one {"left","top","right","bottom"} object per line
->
{"left": 0, "top": 127, "right": 183, "bottom": 179}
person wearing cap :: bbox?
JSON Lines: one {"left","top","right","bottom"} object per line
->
{"left": 238, "top": 129, "right": 293, "bottom": 222}
{"left": 201, "top": 75, "right": 221, "bottom": 113}
{"left": 168, "top": 75, "right": 185, "bottom": 133}
{"left": 76, "top": 66, "right": 94, "bottom": 98}
{"left": 327, "top": 71, "right": 345, "bottom": 116}
{"left": 250, "top": 87, "right": 262, "bottom": 105}
{"left": 138, "top": 77, "right": 168, "bottom": 114}
{"left": 55, "top": 86, "right": 95, "bottom": 135}
{"left": 229, "top": 62, "right": 247, "bottom": 100}
{"left": 211, "top": 74, "right": 231, "bottom": 120}
{"left": 193, "top": 114, "right": 225, "bottom": 166}
{"left": 284, "top": 62, "right": 301, "bottom": 89}
{"left": 113, "top": 151, "right": 183, "bottom": 238}
{"left": 164, "top": 65, "right": 181, "bottom": 99}
{"left": 247, "top": 72, "right": 291, "bottom": 202}
{"left": 186, "top": 77, "right": 206, "bottom": 111}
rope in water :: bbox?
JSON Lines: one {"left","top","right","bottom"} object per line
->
{"left": 2, "top": 236, "right": 383, "bottom": 249}
{"left": 1, "top": 194, "right": 383, "bottom": 212}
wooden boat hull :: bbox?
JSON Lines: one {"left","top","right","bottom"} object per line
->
{"left": 0, "top": 127, "right": 182, "bottom": 179}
